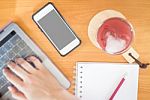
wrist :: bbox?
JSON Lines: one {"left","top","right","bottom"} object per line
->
{"left": 54, "top": 89, "right": 79, "bottom": 100}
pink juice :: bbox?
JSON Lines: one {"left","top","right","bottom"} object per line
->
{"left": 97, "top": 17, "right": 134, "bottom": 54}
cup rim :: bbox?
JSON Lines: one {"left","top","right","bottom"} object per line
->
{"left": 97, "top": 17, "right": 135, "bottom": 55}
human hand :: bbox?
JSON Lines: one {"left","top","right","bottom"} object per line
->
{"left": 3, "top": 56, "right": 78, "bottom": 100}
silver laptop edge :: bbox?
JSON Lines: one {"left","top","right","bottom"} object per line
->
{"left": 0, "top": 22, "right": 70, "bottom": 100}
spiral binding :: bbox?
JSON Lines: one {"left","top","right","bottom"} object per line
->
{"left": 72, "top": 65, "right": 83, "bottom": 98}
{"left": 72, "top": 66, "right": 76, "bottom": 95}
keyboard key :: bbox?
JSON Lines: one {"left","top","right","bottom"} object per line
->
{"left": 0, "top": 47, "right": 7, "bottom": 56}
{"left": 0, "top": 81, "right": 10, "bottom": 97}
{"left": 0, "top": 63, "right": 4, "bottom": 70}
{"left": 10, "top": 35, "right": 21, "bottom": 45}
{"left": 3, "top": 41, "right": 13, "bottom": 51}
{"left": 29, "top": 51, "right": 36, "bottom": 57}
{"left": 7, "top": 50, "right": 16, "bottom": 59}
{"left": 19, "top": 46, "right": 33, "bottom": 57}
{"left": 0, "top": 76, "right": 8, "bottom": 88}
{"left": 0, "top": 70, "right": 3, "bottom": 77}
{"left": 12, "top": 45, "right": 21, "bottom": 54}
{"left": 0, "top": 65, "right": 7, "bottom": 77}
{"left": 0, "top": 55, "right": 9, "bottom": 64}
{"left": 13, "top": 54, "right": 21, "bottom": 60}
{"left": 18, "top": 40, "right": 27, "bottom": 49}
{"left": 0, "top": 59, "right": 3, "bottom": 67}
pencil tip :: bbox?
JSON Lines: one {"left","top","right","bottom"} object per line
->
{"left": 123, "top": 72, "right": 128, "bottom": 79}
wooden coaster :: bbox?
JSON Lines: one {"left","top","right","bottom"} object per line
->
{"left": 88, "top": 10, "right": 140, "bottom": 63}
{"left": 122, "top": 47, "right": 139, "bottom": 63}
{"left": 88, "top": 10, "right": 126, "bottom": 48}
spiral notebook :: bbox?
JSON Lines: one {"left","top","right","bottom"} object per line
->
{"left": 74, "top": 62, "right": 139, "bottom": 100}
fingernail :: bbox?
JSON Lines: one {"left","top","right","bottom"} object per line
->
{"left": 3, "top": 68, "right": 7, "bottom": 75}
{"left": 8, "top": 86, "right": 12, "bottom": 91}
{"left": 7, "top": 61, "right": 14, "bottom": 68}
{"left": 14, "top": 57, "right": 21, "bottom": 62}
{"left": 25, "top": 55, "right": 32, "bottom": 59}
{"left": 8, "top": 86, "right": 11, "bottom": 90}
{"left": 3, "top": 67, "right": 7, "bottom": 71}
{"left": 7, "top": 63, "right": 11, "bottom": 68}
{"left": 25, "top": 57, "right": 30, "bottom": 61}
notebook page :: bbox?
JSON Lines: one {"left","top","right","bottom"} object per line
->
{"left": 75, "top": 62, "right": 139, "bottom": 100}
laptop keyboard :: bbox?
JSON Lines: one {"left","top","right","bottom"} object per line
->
{"left": 0, "top": 31, "right": 34, "bottom": 96}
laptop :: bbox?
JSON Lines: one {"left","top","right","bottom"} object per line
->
{"left": 0, "top": 22, "right": 70, "bottom": 100}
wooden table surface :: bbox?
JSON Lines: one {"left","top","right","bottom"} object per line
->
{"left": 0, "top": 0, "right": 150, "bottom": 99}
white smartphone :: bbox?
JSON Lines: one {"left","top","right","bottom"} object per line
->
{"left": 32, "top": 2, "right": 81, "bottom": 56}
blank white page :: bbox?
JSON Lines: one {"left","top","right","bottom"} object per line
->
{"left": 75, "top": 62, "right": 139, "bottom": 100}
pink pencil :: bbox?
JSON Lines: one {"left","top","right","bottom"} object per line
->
{"left": 109, "top": 73, "right": 127, "bottom": 100}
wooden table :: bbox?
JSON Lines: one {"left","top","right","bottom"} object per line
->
{"left": 0, "top": 0, "right": 150, "bottom": 99}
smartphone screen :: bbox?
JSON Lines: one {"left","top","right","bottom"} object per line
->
{"left": 37, "top": 9, "right": 76, "bottom": 50}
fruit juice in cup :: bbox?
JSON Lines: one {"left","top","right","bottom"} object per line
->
{"left": 97, "top": 17, "right": 134, "bottom": 55}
